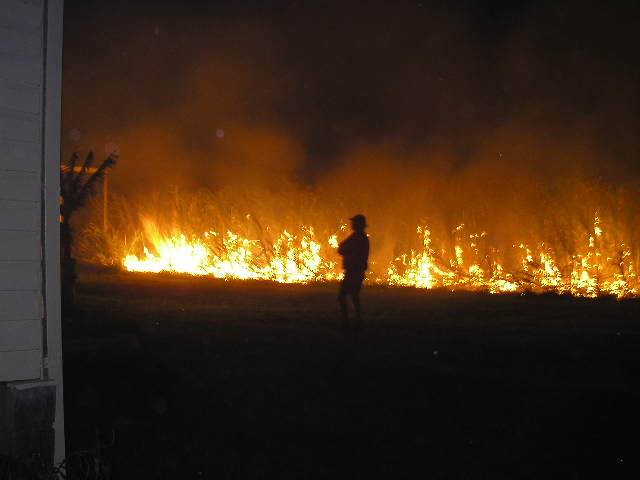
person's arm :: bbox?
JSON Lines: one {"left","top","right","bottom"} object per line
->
{"left": 338, "top": 235, "right": 353, "bottom": 256}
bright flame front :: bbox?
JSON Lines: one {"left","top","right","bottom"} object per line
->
{"left": 121, "top": 215, "right": 638, "bottom": 298}
{"left": 123, "top": 219, "right": 341, "bottom": 283}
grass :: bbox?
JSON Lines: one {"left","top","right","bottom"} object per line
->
{"left": 63, "top": 266, "right": 640, "bottom": 478}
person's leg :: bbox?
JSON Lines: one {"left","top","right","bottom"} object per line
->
{"left": 338, "top": 282, "right": 349, "bottom": 328}
{"left": 352, "top": 292, "right": 361, "bottom": 330}
{"left": 352, "top": 274, "right": 364, "bottom": 330}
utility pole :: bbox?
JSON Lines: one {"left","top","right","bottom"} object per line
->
{"left": 102, "top": 172, "right": 109, "bottom": 232}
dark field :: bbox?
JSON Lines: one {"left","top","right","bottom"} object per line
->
{"left": 63, "top": 268, "right": 640, "bottom": 478}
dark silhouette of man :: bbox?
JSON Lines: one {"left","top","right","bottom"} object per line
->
{"left": 337, "top": 214, "right": 369, "bottom": 329}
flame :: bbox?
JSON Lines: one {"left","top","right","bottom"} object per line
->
{"left": 124, "top": 219, "right": 341, "bottom": 283}
{"left": 121, "top": 214, "right": 638, "bottom": 298}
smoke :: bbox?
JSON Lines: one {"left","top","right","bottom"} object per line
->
{"left": 64, "top": 0, "right": 640, "bottom": 262}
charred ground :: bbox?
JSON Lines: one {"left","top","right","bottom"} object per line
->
{"left": 63, "top": 266, "right": 639, "bottom": 478}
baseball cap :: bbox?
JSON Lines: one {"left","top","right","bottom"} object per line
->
{"left": 349, "top": 214, "right": 367, "bottom": 228}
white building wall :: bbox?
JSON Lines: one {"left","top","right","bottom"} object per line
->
{"left": 0, "top": 0, "right": 64, "bottom": 464}
{"left": 0, "top": 0, "right": 46, "bottom": 382}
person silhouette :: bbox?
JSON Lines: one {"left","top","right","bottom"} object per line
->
{"left": 337, "top": 214, "right": 369, "bottom": 329}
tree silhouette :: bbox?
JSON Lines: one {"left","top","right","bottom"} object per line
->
{"left": 60, "top": 151, "right": 118, "bottom": 308}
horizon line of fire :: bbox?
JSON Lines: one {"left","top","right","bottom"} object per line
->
{"left": 119, "top": 216, "right": 638, "bottom": 299}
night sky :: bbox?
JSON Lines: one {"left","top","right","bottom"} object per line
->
{"left": 63, "top": 0, "right": 640, "bottom": 194}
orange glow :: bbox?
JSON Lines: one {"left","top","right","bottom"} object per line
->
{"left": 123, "top": 219, "right": 341, "bottom": 283}
{"left": 121, "top": 214, "right": 638, "bottom": 298}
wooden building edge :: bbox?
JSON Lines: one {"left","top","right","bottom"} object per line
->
{"left": 0, "top": 0, "right": 65, "bottom": 467}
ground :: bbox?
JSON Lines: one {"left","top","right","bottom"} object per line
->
{"left": 63, "top": 267, "right": 640, "bottom": 478}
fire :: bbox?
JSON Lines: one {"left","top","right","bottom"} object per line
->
{"left": 123, "top": 219, "right": 341, "bottom": 283}
{"left": 120, "top": 214, "right": 638, "bottom": 298}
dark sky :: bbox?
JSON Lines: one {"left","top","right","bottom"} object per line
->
{"left": 63, "top": 0, "right": 640, "bottom": 192}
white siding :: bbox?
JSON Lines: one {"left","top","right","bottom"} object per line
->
{"left": 0, "top": 199, "right": 40, "bottom": 230}
{"left": 0, "top": 52, "right": 42, "bottom": 86}
{"left": 0, "top": 81, "right": 41, "bottom": 114}
{"left": 0, "top": 291, "right": 42, "bottom": 320}
{"left": 0, "top": 351, "right": 41, "bottom": 379}
{"left": 0, "top": 0, "right": 44, "bottom": 87}
{"left": 0, "top": 139, "right": 41, "bottom": 172}
{"left": 0, "top": 261, "right": 41, "bottom": 290}
{"left": 0, "top": 0, "right": 44, "bottom": 383}
{"left": 0, "top": 0, "right": 63, "bottom": 463}
{"left": 0, "top": 320, "right": 41, "bottom": 350}
{"left": 0, "top": 170, "right": 40, "bottom": 201}
{"left": 0, "top": 230, "right": 40, "bottom": 260}
{"left": 0, "top": 27, "right": 42, "bottom": 58}
{"left": 0, "top": 0, "right": 43, "bottom": 32}
{"left": 0, "top": 109, "right": 40, "bottom": 141}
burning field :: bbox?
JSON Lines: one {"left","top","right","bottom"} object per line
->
{"left": 58, "top": 1, "right": 640, "bottom": 475}
{"left": 65, "top": 1, "right": 640, "bottom": 302}
{"left": 77, "top": 174, "right": 640, "bottom": 300}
